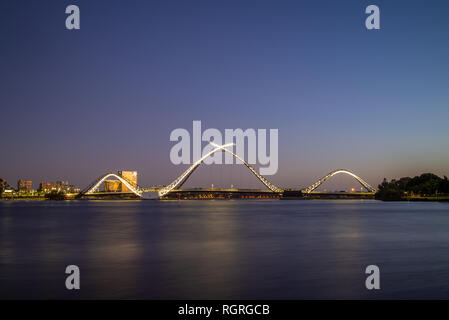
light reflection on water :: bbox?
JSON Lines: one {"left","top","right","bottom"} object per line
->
{"left": 1, "top": 200, "right": 449, "bottom": 299}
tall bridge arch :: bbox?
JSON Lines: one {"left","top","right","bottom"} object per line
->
{"left": 302, "top": 169, "right": 376, "bottom": 194}
{"left": 158, "top": 143, "right": 282, "bottom": 197}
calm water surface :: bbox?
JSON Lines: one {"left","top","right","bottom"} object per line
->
{"left": 1, "top": 200, "right": 449, "bottom": 299}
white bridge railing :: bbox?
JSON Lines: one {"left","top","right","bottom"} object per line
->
{"left": 80, "top": 147, "right": 375, "bottom": 198}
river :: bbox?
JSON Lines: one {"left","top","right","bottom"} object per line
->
{"left": 1, "top": 200, "right": 449, "bottom": 299}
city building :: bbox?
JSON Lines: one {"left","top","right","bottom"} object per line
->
{"left": 104, "top": 180, "right": 121, "bottom": 192}
{"left": 17, "top": 179, "right": 32, "bottom": 193}
{"left": 118, "top": 171, "right": 138, "bottom": 192}
{"left": 68, "top": 185, "right": 80, "bottom": 193}
{"left": 39, "top": 182, "right": 57, "bottom": 193}
{"left": 56, "top": 181, "right": 69, "bottom": 190}
{"left": 38, "top": 180, "right": 78, "bottom": 193}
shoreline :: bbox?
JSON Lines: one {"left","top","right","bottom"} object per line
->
{"left": 2, "top": 197, "right": 449, "bottom": 202}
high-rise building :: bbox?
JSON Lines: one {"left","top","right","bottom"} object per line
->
{"left": 17, "top": 179, "right": 32, "bottom": 192}
{"left": 56, "top": 181, "right": 69, "bottom": 190}
{"left": 104, "top": 180, "right": 121, "bottom": 192}
{"left": 39, "top": 181, "right": 75, "bottom": 193}
{"left": 39, "top": 182, "right": 57, "bottom": 192}
{"left": 118, "top": 171, "right": 138, "bottom": 192}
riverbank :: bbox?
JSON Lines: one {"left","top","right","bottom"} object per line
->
{"left": 403, "top": 195, "right": 449, "bottom": 202}
{"left": 0, "top": 193, "right": 79, "bottom": 200}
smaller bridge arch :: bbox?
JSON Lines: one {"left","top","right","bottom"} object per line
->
{"left": 80, "top": 173, "right": 143, "bottom": 197}
{"left": 302, "top": 169, "right": 376, "bottom": 194}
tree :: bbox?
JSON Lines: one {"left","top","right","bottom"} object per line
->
{"left": 375, "top": 178, "right": 403, "bottom": 201}
{"left": 375, "top": 173, "right": 449, "bottom": 200}
{"left": 439, "top": 176, "right": 449, "bottom": 194}
{"left": 0, "top": 178, "right": 7, "bottom": 195}
{"left": 45, "top": 190, "right": 66, "bottom": 200}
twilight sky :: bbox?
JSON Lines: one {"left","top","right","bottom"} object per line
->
{"left": 1, "top": 0, "right": 449, "bottom": 190}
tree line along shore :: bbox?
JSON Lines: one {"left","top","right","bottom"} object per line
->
{"left": 375, "top": 173, "right": 449, "bottom": 201}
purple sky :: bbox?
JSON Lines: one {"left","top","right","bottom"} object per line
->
{"left": 1, "top": 0, "right": 449, "bottom": 191}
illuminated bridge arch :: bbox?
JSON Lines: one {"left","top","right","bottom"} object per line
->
{"left": 81, "top": 173, "right": 143, "bottom": 197}
{"left": 158, "top": 143, "right": 282, "bottom": 197}
{"left": 302, "top": 169, "right": 376, "bottom": 194}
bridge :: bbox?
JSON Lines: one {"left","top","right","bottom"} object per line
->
{"left": 79, "top": 143, "right": 376, "bottom": 199}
